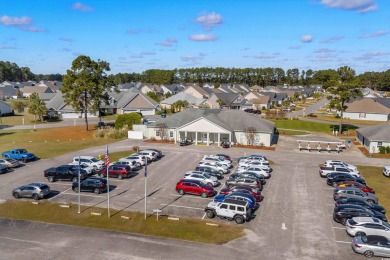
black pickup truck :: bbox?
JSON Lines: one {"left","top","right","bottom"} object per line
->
{"left": 44, "top": 165, "right": 88, "bottom": 182}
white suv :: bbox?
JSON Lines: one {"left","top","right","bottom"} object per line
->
{"left": 383, "top": 166, "right": 390, "bottom": 177}
{"left": 205, "top": 199, "right": 251, "bottom": 224}
{"left": 72, "top": 156, "right": 105, "bottom": 170}
{"left": 346, "top": 217, "right": 390, "bottom": 238}
{"left": 119, "top": 155, "right": 145, "bottom": 166}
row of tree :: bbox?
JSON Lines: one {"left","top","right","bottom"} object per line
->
{"left": 2, "top": 60, "right": 390, "bottom": 91}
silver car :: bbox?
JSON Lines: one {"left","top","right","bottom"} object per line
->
{"left": 347, "top": 217, "right": 390, "bottom": 238}
{"left": 333, "top": 187, "right": 378, "bottom": 204}
{"left": 352, "top": 235, "right": 390, "bottom": 258}
{"left": 12, "top": 183, "right": 51, "bottom": 200}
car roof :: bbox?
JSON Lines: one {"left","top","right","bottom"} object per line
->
{"left": 222, "top": 198, "right": 248, "bottom": 206}
{"left": 352, "top": 217, "right": 381, "bottom": 224}
{"left": 28, "top": 183, "right": 48, "bottom": 187}
{"left": 335, "top": 204, "right": 366, "bottom": 210}
{"left": 336, "top": 187, "right": 364, "bottom": 191}
{"left": 365, "top": 235, "right": 389, "bottom": 243}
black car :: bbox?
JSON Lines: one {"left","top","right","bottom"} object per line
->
{"left": 44, "top": 165, "right": 88, "bottom": 182}
{"left": 333, "top": 205, "right": 387, "bottom": 225}
{"left": 72, "top": 177, "right": 108, "bottom": 194}
{"left": 221, "top": 141, "right": 231, "bottom": 148}
{"left": 335, "top": 198, "right": 386, "bottom": 214}
{"left": 195, "top": 166, "right": 224, "bottom": 179}
{"left": 233, "top": 172, "right": 266, "bottom": 186}
{"left": 180, "top": 139, "right": 191, "bottom": 146}
{"left": 327, "top": 173, "right": 366, "bottom": 186}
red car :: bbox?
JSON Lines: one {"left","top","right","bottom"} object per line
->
{"left": 98, "top": 165, "right": 131, "bottom": 180}
{"left": 336, "top": 181, "right": 375, "bottom": 194}
{"left": 176, "top": 179, "right": 215, "bottom": 198}
{"left": 219, "top": 185, "right": 263, "bottom": 201}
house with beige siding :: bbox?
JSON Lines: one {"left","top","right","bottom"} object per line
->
{"left": 343, "top": 98, "right": 390, "bottom": 121}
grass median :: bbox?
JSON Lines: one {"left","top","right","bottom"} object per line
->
{"left": 0, "top": 200, "right": 244, "bottom": 244}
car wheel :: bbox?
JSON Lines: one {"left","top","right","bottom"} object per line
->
{"left": 234, "top": 215, "right": 245, "bottom": 224}
{"left": 13, "top": 192, "right": 19, "bottom": 199}
{"left": 136, "top": 162, "right": 141, "bottom": 167}
{"left": 341, "top": 218, "right": 348, "bottom": 226}
{"left": 72, "top": 177, "right": 77, "bottom": 182}
{"left": 355, "top": 232, "right": 366, "bottom": 237}
{"left": 118, "top": 174, "right": 123, "bottom": 180}
{"left": 178, "top": 189, "right": 185, "bottom": 195}
{"left": 206, "top": 210, "right": 215, "bottom": 219}
{"left": 100, "top": 173, "right": 105, "bottom": 178}
{"left": 48, "top": 176, "right": 54, "bottom": 183}
{"left": 73, "top": 187, "right": 79, "bottom": 193}
{"left": 201, "top": 192, "right": 208, "bottom": 198}
{"left": 363, "top": 250, "right": 374, "bottom": 258}
{"left": 32, "top": 194, "right": 39, "bottom": 200}
{"left": 22, "top": 157, "right": 27, "bottom": 163}
{"left": 94, "top": 188, "right": 100, "bottom": 194}
{"left": 367, "top": 199, "right": 375, "bottom": 204}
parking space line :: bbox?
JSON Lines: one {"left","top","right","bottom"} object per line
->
{"left": 160, "top": 204, "right": 204, "bottom": 210}
{"left": 202, "top": 213, "right": 206, "bottom": 219}
{"left": 62, "top": 192, "right": 105, "bottom": 198}
{"left": 332, "top": 226, "right": 346, "bottom": 230}
{"left": 326, "top": 204, "right": 334, "bottom": 206}
{"left": 335, "top": 240, "right": 351, "bottom": 244}
{"left": 168, "top": 194, "right": 213, "bottom": 201}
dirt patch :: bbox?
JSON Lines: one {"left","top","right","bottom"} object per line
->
{"left": 144, "top": 139, "right": 174, "bottom": 144}
{"left": 35, "top": 126, "right": 96, "bottom": 140}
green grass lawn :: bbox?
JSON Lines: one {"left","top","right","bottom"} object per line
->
{"left": 359, "top": 166, "right": 390, "bottom": 215}
{"left": 0, "top": 126, "right": 125, "bottom": 159}
{"left": 272, "top": 119, "right": 336, "bottom": 134}
{"left": 0, "top": 201, "right": 244, "bottom": 244}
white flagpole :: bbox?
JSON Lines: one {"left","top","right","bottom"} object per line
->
{"left": 144, "top": 156, "right": 147, "bottom": 219}
{"left": 78, "top": 155, "right": 80, "bottom": 214}
{"left": 106, "top": 145, "right": 110, "bottom": 218}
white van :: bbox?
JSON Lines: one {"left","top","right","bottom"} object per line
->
{"left": 72, "top": 156, "right": 105, "bottom": 170}
{"left": 384, "top": 166, "right": 390, "bottom": 177}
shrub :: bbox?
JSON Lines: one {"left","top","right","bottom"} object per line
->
{"left": 132, "top": 146, "right": 140, "bottom": 152}
{"left": 386, "top": 146, "right": 390, "bottom": 153}
{"left": 379, "top": 146, "right": 386, "bottom": 154}
{"left": 115, "top": 113, "right": 142, "bottom": 130}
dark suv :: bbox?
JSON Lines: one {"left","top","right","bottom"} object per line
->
{"left": 335, "top": 198, "right": 386, "bottom": 214}
{"left": 195, "top": 166, "right": 224, "bottom": 179}
{"left": 333, "top": 205, "right": 387, "bottom": 225}
{"left": 175, "top": 179, "right": 215, "bottom": 198}
{"left": 327, "top": 173, "right": 365, "bottom": 186}
{"left": 72, "top": 177, "right": 107, "bottom": 194}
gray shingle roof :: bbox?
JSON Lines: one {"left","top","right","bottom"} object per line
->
{"left": 356, "top": 122, "right": 390, "bottom": 142}
{"left": 149, "top": 108, "right": 275, "bottom": 133}
{"left": 160, "top": 92, "right": 205, "bottom": 106}
{"left": 117, "top": 88, "right": 159, "bottom": 109}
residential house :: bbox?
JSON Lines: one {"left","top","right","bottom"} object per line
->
{"left": 160, "top": 84, "right": 185, "bottom": 95}
{"left": 100, "top": 90, "right": 125, "bottom": 115}
{"left": 0, "top": 100, "right": 12, "bottom": 115}
{"left": 262, "top": 92, "right": 288, "bottom": 106}
{"left": 38, "top": 81, "right": 62, "bottom": 92}
{"left": 118, "top": 82, "right": 137, "bottom": 92}
{"left": 207, "top": 93, "right": 246, "bottom": 109}
{"left": 343, "top": 98, "right": 390, "bottom": 121}
{"left": 21, "top": 86, "right": 55, "bottom": 98}
{"left": 116, "top": 88, "right": 160, "bottom": 115}
{"left": 183, "top": 85, "right": 210, "bottom": 99}
{"left": 0, "top": 84, "right": 19, "bottom": 99}
{"left": 38, "top": 93, "right": 57, "bottom": 103}
{"left": 160, "top": 92, "right": 206, "bottom": 109}
{"left": 138, "top": 83, "right": 164, "bottom": 96}
{"left": 356, "top": 122, "right": 390, "bottom": 153}
{"left": 145, "top": 108, "right": 275, "bottom": 146}
{"left": 244, "top": 92, "right": 271, "bottom": 110}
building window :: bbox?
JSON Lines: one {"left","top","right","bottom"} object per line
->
{"left": 156, "top": 130, "right": 160, "bottom": 137}
{"left": 359, "top": 113, "right": 366, "bottom": 118}
{"left": 170, "top": 131, "right": 173, "bottom": 138}
{"left": 377, "top": 142, "right": 383, "bottom": 147}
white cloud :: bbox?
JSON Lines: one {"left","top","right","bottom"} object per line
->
{"left": 0, "top": 45, "right": 16, "bottom": 49}
{"left": 314, "top": 48, "right": 336, "bottom": 53}
{"left": 72, "top": 2, "right": 94, "bottom": 12}
{"left": 355, "top": 51, "right": 389, "bottom": 60}
{"left": 158, "top": 38, "right": 178, "bottom": 47}
{"left": 21, "top": 26, "right": 45, "bottom": 32}
{"left": 189, "top": 34, "right": 218, "bottom": 42}
{"left": 59, "top": 37, "right": 73, "bottom": 42}
{"left": 0, "top": 15, "right": 32, "bottom": 26}
{"left": 359, "top": 30, "right": 388, "bottom": 38}
{"left": 301, "top": 34, "right": 313, "bottom": 43}
{"left": 194, "top": 12, "right": 223, "bottom": 30}
{"left": 321, "top": 0, "right": 377, "bottom": 13}
{"left": 254, "top": 53, "right": 280, "bottom": 59}
{"left": 320, "top": 35, "right": 344, "bottom": 43}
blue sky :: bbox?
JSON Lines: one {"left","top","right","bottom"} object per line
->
{"left": 1, "top": 0, "right": 389, "bottom": 75}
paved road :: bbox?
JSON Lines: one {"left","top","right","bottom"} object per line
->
{"left": 288, "top": 98, "right": 329, "bottom": 118}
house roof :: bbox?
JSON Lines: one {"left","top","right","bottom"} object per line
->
{"left": 149, "top": 108, "right": 275, "bottom": 133}
{"left": 0, "top": 85, "right": 17, "bottom": 96}
{"left": 38, "top": 92, "right": 57, "bottom": 101}
{"left": 213, "top": 93, "right": 246, "bottom": 106}
{"left": 21, "top": 86, "right": 54, "bottom": 94}
{"left": 345, "top": 98, "right": 390, "bottom": 113}
{"left": 356, "top": 122, "right": 390, "bottom": 142}
{"left": 188, "top": 85, "right": 209, "bottom": 97}
{"left": 117, "top": 88, "right": 159, "bottom": 109}
{"left": 160, "top": 92, "right": 205, "bottom": 106}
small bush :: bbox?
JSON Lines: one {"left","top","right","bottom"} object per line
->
{"left": 379, "top": 146, "right": 386, "bottom": 154}
{"left": 132, "top": 146, "right": 140, "bottom": 152}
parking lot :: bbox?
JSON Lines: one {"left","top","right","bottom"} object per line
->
{"left": 0, "top": 134, "right": 385, "bottom": 259}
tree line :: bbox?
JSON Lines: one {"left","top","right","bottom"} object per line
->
{"left": 2, "top": 60, "right": 390, "bottom": 91}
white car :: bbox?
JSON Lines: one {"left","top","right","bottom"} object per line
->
{"left": 201, "top": 157, "right": 231, "bottom": 169}
{"left": 203, "top": 155, "right": 232, "bottom": 166}
{"left": 68, "top": 162, "right": 96, "bottom": 175}
{"left": 241, "top": 166, "right": 270, "bottom": 178}
{"left": 239, "top": 155, "right": 268, "bottom": 164}
{"left": 119, "top": 155, "right": 146, "bottom": 166}
{"left": 237, "top": 164, "right": 271, "bottom": 173}
{"left": 238, "top": 160, "right": 270, "bottom": 167}
{"left": 184, "top": 172, "right": 219, "bottom": 187}
{"left": 323, "top": 160, "right": 357, "bottom": 171}
{"left": 137, "top": 150, "right": 158, "bottom": 161}
{"left": 72, "top": 156, "right": 105, "bottom": 170}
{"left": 110, "top": 160, "right": 137, "bottom": 170}
{"left": 198, "top": 161, "right": 229, "bottom": 174}
{"left": 383, "top": 166, "right": 390, "bottom": 177}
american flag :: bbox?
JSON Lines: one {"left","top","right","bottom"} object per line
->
{"left": 105, "top": 145, "right": 109, "bottom": 167}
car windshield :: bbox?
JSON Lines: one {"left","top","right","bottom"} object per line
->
{"left": 91, "top": 158, "right": 99, "bottom": 162}
{"left": 19, "top": 149, "right": 27, "bottom": 153}
{"left": 383, "top": 222, "right": 390, "bottom": 229}
{"left": 203, "top": 173, "right": 211, "bottom": 179}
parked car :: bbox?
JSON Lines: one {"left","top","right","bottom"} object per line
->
{"left": 110, "top": 160, "right": 137, "bottom": 170}
{"left": 144, "top": 149, "right": 163, "bottom": 158}
{"left": 0, "top": 164, "right": 8, "bottom": 174}
{"left": 98, "top": 165, "right": 131, "bottom": 179}
{"left": 119, "top": 155, "right": 146, "bottom": 166}
{"left": 0, "top": 157, "right": 21, "bottom": 168}
{"left": 201, "top": 156, "right": 232, "bottom": 168}
{"left": 383, "top": 166, "right": 390, "bottom": 177}
{"left": 333, "top": 187, "right": 378, "bottom": 204}
{"left": 72, "top": 156, "right": 105, "bottom": 170}
{"left": 347, "top": 217, "right": 390, "bottom": 238}
{"left": 320, "top": 165, "right": 360, "bottom": 178}
{"left": 205, "top": 199, "right": 252, "bottom": 224}
{"left": 12, "top": 183, "right": 50, "bottom": 200}
{"left": 194, "top": 166, "right": 224, "bottom": 179}
{"left": 136, "top": 150, "right": 158, "bottom": 161}
{"left": 323, "top": 160, "right": 358, "bottom": 171}
{"left": 184, "top": 171, "right": 219, "bottom": 187}
{"left": 198, "top": 161, "right": 229, "bottom": 174}
{"left": 68, "top": 162, "right": 96, "bottom": 175}
{"left": 352, "top": 235, "right": 390, "bottom": 258}
{"left": 72, "top": 177, "right": 107, "bottom": 194}
{"left": 327, "top": 172, "right": 366, "bottom": 186}
{"left": 213, "top": 192, "right": 257, "bottom": 211}
{"left": 239, "top": 166, "right": 270, "bottom": 178}
{"left": 215, "top": 154, "right": 232, "bottom": 162}
{"left": 221, "top": 141, "right": 231, "bottom": 148}
{"left": 219, "top": 185, "right": 263, "bottom": 201}
{"left": 237, "top": 164, "right": 271, "bottom": 174}
{"left": 236, "top": 172, "right": 267, "bottom": 185}
{"left": 180, "top": 139, "right": 191, "bottom": 146}
{"left": 335, "top": 198, "right": 386, "bottom": 214}
{"left": 44, "top": 165, "right": 88, "bottom": 182}
{"left": 333, "top": 205, "right": 387, "bottom": 225}
{"left": 336, "top": 181, "right": 375, "bottom": 194}
{"left": 1, "top": 148, "right": 36, "bottom": 163}
{"left": 175, "top": 179, "right": 216, "bottom": 198}
{"left": 239, "top": 155, "right": 267, "bottom": 163}
{"left": 226, "top": 177, "right": 261, "bottom": 189}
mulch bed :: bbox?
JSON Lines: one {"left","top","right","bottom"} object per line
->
{"left": 232, "top": 144, "right": 276, "bottom": 151}
{"left": 144, "top": 139, "right": 174, "bottom": 144}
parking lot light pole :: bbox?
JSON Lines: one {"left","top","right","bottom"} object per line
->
{"left": 78, "top": 155, "right": 81, "bottom": 214}
{"left": 144, "top": 157, "right": 148, "bottom": 220}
